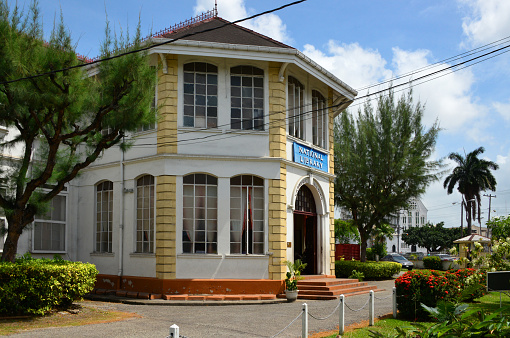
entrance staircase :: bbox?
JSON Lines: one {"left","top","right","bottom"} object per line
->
{"left": 295, "top": 275, "right": 381, "bottom": 300}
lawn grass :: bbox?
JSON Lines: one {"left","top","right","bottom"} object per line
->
{"left": 316, "top": 291, "right": 510, "bottom": 338}
{"left": 0, "top": 302, "right": 138, "bottom": 335}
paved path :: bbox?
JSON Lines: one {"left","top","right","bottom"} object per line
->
{"left": 9, "top": 277, "right": 399, "bottom": 338}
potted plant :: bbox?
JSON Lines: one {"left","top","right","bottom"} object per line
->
{"left": 283, "top": 259, "right": 307, "bottom": 302}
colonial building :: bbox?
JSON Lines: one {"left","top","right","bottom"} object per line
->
{"left": 8, "top": 10, "right": 356, "bottom": 295}
{"left": 387, "top": 198, "right": 429, "bottom": 253}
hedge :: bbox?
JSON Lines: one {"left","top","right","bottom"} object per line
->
{"left": 335, "top": 260, "right": 401, "bottom": 279}
{"left": 423, "top": 256, "right": 442, "bottom": 270}
{"left": 395, "top": 268, "right": 486, "bottom": 320}
{"left": 0, "top": 255, "right": 98, "bottom": 315}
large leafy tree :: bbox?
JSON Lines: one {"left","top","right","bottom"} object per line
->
{"left": 402, "top": 222, "right": 461, "bottom": 252}
{"left": 334, "top": 90, "right": 442, "bottom": 261}
{"left": 486, "top": 215, "right": 510, "bottom": 241}
{"left": 443, "top": 147, "right": 498, "bottom": 236}
{"left": 0, "top": 1, "right": 156, "bottom": 262}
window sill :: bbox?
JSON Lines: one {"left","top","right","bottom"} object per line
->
{"left": 90, "top": 252, "right": 115, "bottom": 257}
{"left": 30, "top": 250, "right": 67, "bottom": 254}
{"left": 177, "top": 253, "right": 222, "bottom": 259}
{"left": 287, "top": 135, "right": 328, "bottom": 152}
{"left": 130, "top": 252, "right": 155, "bottom": 258}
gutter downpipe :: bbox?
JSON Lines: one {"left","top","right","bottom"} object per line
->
{"left": 118, "top": 140, "right": 125, "bottom": 286}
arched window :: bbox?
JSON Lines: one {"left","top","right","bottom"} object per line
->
{"left": 230, "top": 66, "right": 264, "bottom": 130}
{"left": 295, "top": 185, "right": 316, "bottom": 214}
{"left": 312, "top": 90, "right": 327, "bottom": 148}
{"left": 96, "top": 181, "right": 113, "bottom": 253}
{"left": 183, "top": 62, "right": 218, "bottom": 128}
{"left": 230, "top": 175, "right": 264, "bottom": 254}
{"left": 136, "top": 175, "right": 155, "bottom": 253}
{"left": 183, "top": 174, "right": 218, "bottom": 254}
{"left": 288, "top": 76, "right": 304, "bottom": 139}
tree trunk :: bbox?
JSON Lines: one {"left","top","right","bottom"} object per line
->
{"left": 359, "top": 234, "right": 368, "bottom": 262}
{"left": 466, "top": 202, "right": 472, "bottom": 236}
{"left": 1, "top": 230, "right": 21, "bottom": 262}
{"left": 1, "top": 209, "right": 36, "bottom": 262}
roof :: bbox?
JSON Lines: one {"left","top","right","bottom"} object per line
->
{"left": 453, "top": 234, "right": 491, "bottom": 243}
{"left": 157, "top": 17, "right": 294, "bottom": 49}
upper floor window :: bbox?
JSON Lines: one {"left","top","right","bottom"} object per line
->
{"left": 312, "top": 90, "right": 327, "bottom": 148}
{"left": 231, "top": 66, "right": 264, "bottom": 130}
{"left": 183, "top": 174, "right": 218, "bottom": 254}
{"left": 421, "top": 216, "right": 425, "bottom": 225}
{"left": 230, "top": 175, "right": 264, "bottom": 254}
{"left": 96, "top": 181, "right": 113, "bottom": 253}
{"left": 183, "top": 62, "right": 218, "bottom": 128}
{"left": 288, "top": 76, "right": 304, "bottom": 139}
{"left": 136, "top": 175, "right": 155, "bottom": 253}
{"left": 33, "top": 195, "right": 66, "bottom": 252}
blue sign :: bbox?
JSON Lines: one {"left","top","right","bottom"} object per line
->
{"left": 293, "top": 142, "right": 328, "bottom": 172}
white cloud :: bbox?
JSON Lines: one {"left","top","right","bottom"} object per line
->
{"left": 497, "top": 155, "right": 507, "bottom": 165}
{"left": 493, "top": 101, "right": 510, "bottom": 121}
{"left": 460, "top": 0, "right": 510, "bottom": 46}
{"left": 194, "top": 0, "right": 292, "bottom": 44}
{"left": 391, "top": 47, "right": 484, "bottom": 134}
{"left": 302, "top": 41, "right": 393, "bottom": 91}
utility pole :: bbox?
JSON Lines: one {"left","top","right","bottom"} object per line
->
{"left": 484, "top": 194, "right": 496, "bottom": 238}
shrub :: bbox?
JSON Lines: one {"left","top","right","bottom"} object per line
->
{"left": 423, "top": 255, "right": 442, "bottom": 270}
{"left": 348, "top": 269, "right": 365, "bottom": 281}
{"left": 395, "top": 268, "right": 488, "bottom": 320}
{"left": 395, "top": 270, "right": 455, "bottom": 320}
{"left": 335, "top": 260, "right": 401, "bottom": 279}
{"left": 0, "top": 255, "right": 98, "bottom": 315}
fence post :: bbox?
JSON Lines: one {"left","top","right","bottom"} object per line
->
{"left": 369, "top": 290, "right": 374, "bottom": 326}
{"left": 168, "top": 324, "right": 179, "bottom": 338}
{"left": 302, "top": 303, "right": 308, "bottom": 338}
{"left": 339, "top": 294, "right": 345, "bottom": 335}
{"left": 393, "top": 287, "right": 397, "bottom": 318}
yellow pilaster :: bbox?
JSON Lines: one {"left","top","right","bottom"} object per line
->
{"left": 155, "top": 175, "right": 177, "bottom": 279}
{"left": 268, "top": 62, "right": 287, "bottom": 280}
{"left": 328, "top": 88, "right": 336, "bottom": 275}
{"left": 157, "top": 54, "right": 178, "bottom": 154}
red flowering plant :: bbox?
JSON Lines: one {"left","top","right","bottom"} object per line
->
{"left": 395, "top": 270, "right": 457, "bottom": 320}
{"left": 444, "top": 268, "right": 487, "bottom": 301}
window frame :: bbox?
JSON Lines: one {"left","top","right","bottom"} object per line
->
{"left": 288, "top": 76, "right": 305, "bottom": 140}
{"left": 182, "top": 173, "right": 218, "bottom": 254}
{"left": 32, "top": 193, "right": 68, "bottom": 253}
{"left": 312, "top": 89, "right": 327, "bottom": 148}
{"left": 230, "top": 65, "right": 265, "bottom": 131}
{"left": 229, "top": 175, "right": 265, "bottom": 255}
{"left": 0, "top": 217, "right": 5, "bottom": 253}
{"left": 135, "top": 175, "right": 155, "bottom": 254}
{"left": 95, "top": 180, "right": 114, "bottom": 254}
{"left": 183, "top": 62, "right": 219, "bottom": 129}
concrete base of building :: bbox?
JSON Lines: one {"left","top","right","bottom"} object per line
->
{"left": 94, "top": 274, "right": 285, "bottom": 296}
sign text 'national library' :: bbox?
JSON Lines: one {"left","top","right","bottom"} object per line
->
{"left": 292, "top": 142, "right": 328, "bottom": 173}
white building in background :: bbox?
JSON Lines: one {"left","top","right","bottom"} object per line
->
{"left": 387, "top": 198, "right": 428, "bottom": 254}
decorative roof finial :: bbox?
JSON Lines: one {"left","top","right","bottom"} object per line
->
{"left": 215, "top": 0, "right": 218, "bottom": 16}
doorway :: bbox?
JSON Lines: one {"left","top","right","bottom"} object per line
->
{"left": 293, "top": 185, "right": 318, "bottom": 275}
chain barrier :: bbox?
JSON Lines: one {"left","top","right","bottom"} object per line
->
{"left": 344, "top": 296, "right": 370, "bottom": 312}
{"left": 308, "top": 300, "right": 342, "bottom": 320}
{"left": 374, "top": 293, "right": 392, "bottom": 301}
{"left": 270, "top": 310, "right": 303, "bottom": 338}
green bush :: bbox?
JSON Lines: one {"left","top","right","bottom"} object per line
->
{"left": 395, "top": 268, "right": 487, "bottom": 320}
{"left": 0, "top": 255, "right": 98, "bottom": 315}
{"left": 335, "top": 260, "right": 401, "bottom": 279}
{"left": 423, "top": 255, "right": 442, "bottom": 270}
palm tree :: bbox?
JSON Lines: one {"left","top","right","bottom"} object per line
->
{"left": 443, "top": 147, "right": 499, "bottom": 236}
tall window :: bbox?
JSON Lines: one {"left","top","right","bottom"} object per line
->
{"left": 407, "top": 211, "right": 412, "bottom": 226}
{"left": 96, "top": 181, "right": 113, "bottom": 253}
{"left": 230, "top": 66, "right": 264, "bottom": 130}
{"left": 312, "top": 90, "right": 327, "bottom": 148}
{"left": 183, "top": 174, "right": 218, "bottom": 254}
{"left": 137, "top": 66, "right": 157, "bottom": 132}
{"left": 415, "top": 212, "right": 419, "bottom": 225}
{"left": 136, "top": 175, "right": 155, "bottom": 253}
{"left": 230, "top": 175, "right": 264, "bottom": 254}
{"left": 0, "top": 218, "right": 5, "bottom": 252}
{"left": 421, "top": 216, "right": 425, "bottom": 225}
{"left": 183, "top": 62, "right": 218, "bottom": 128}
{"left": 33, "top": 195, "right": 66, "bottom": 252}
{"left": 288, "top": 76, "right": 304, "bottom": 139}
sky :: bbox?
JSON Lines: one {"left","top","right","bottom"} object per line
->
{"left": 22, "top": 0, "right": 510, "bottom": 228}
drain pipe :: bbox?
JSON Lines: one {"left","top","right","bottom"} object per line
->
{"left": 118, "top": 140, "right": 125, "bottom": 282}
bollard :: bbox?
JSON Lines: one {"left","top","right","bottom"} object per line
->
{"left": 339, "top": 294, "right": 345, "bottom": 335}
{"left": 169, "top": 324, "right": 179, "bottom": 338}
{"left": 369, "top": 290, "right": 374, "bottom": 326}
{"left": 393, "top": 287, "right": 397, "bottom": 319}
{"left": 302, "top": 303, "right": 308, "bottom": 338}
